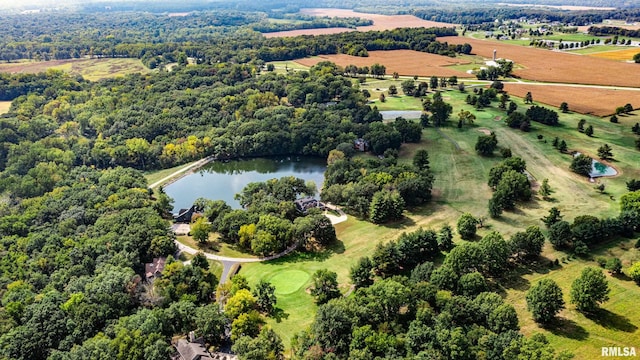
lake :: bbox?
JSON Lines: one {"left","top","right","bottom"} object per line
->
{"left": 164, "top": 156, "right": 327, "bottom": 211}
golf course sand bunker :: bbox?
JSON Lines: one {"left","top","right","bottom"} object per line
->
{"left": 268, "top": 270, "right": 310, "bottom": 295}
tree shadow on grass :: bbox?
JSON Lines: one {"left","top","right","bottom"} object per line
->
{"left": 547, "top": 317, "right": 589, "bottom": 341}
{"left": 585, "top": 309, "right": 638, "bottom": 333}
{"left": 381, "top": 216, "right": 416, "bottom": 230}
{"left": 271, "top": 307, "right": 290, "bottom": 323}
{"left": 267, "top": 238, "right": 346, "bottom": 264}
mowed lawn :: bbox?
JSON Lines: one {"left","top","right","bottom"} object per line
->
{"left": 241, "top": 88, "right": 640, "bottom": 352}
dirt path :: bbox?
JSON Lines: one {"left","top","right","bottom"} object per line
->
{"left": 435, "top": 127, "right": 461, "bottom": 151}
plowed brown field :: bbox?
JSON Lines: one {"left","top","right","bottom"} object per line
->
{"left": 503, "top": 83, "right": 640, "bottom": 116}
{"left": 264, "top": 8, "right": 456, "bottom": 38}
{"left": 294, "top": 50, "right": 472, "bottom": 78}
{"left": 441, "top": 36, "right": 640, "bottom": 88}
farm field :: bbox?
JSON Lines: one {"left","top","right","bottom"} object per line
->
{"left": 264, "top": 8, "right": 457, "bottom": 37}
{"left": 588, "top": 47, "right": 640, "bottom": 61}
{"left": 294, "top": 50, "right": 473, "bottom": 77}
{"left": 503, "top": 83, "right": 640, "bottom": 116}
{"left": 0, "top": 58, "right": 150, "bottom": 81}
{"left": 441, "top": 36, "right": 640, "bottom": 87}
{"left": 242, "top": 88, "right": 640, "bottom": 352}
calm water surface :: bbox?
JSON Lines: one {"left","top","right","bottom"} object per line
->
{"left": 164, "top": 157, "right": 326, "bottom": 211}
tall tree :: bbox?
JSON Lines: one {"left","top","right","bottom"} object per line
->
{"left": 570, "top": 267, "right": 610, "bottom": 313}
{"left": 310, "top": 269, "right": 341, "bottom": 305}
{"left": 526, "top": 279, "right": 565, "bottom": 324}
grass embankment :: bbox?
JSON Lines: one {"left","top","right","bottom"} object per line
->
{"left": 241, "top": 88, "right": 640, "bottom": 353}
{"left": 144, "top": 160, "right": 201, "bottom": 188}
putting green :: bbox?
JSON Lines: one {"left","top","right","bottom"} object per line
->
{"left": 268, "top": 270, "right": 310, "bottom": 295}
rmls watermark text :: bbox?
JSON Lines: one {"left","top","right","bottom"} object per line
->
{"left": 602, "top": 347, "right": 637, "bottom": 357}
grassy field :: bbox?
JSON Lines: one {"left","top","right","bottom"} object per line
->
{"left": 240, "top": 88, "right": 640, "bottom": 353}
{"left": 371, "top": 95, "right": 423, "bottom": 111}
{"left": 0, "top": 58, "right": 150, "bottom": 81}
{"left": 0, "top": 101, "right": 11, "bottom": 115}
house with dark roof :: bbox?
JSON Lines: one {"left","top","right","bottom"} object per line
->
{"left": 354, "top": 138, "right": 369, "bottom": 152}
{"left": 145, "top": 257, "right": 166, "bottom": 280}
{"left": 173, "top": 333, "right": 238, "bottom": 360}
{"left": 174, "top": 205, "right": 197, "bottom": 223}
{"left": 294, "top": 197, "right": 318, "bottom": 214}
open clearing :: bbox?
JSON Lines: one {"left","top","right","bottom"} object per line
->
{"left": 0, "top": 58, "right": 150, "bottom": 81}
{"left": 0, "top": 101, "right": 11, "bottom": 114}
{"left": 294, "top": 50, "right": 472, "bottom": 77}
{"left": 503, "top": 83, "right": 640, "bottom": 116}
{"left": 441, "top": 36, "right": 640, "bottom": 87}
{"left": 264, "top": 8, "right": 456, "bottom": 37}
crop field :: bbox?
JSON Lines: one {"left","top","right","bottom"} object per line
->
{"left": 588, "top": 47, "right": 640, "bottom": 61}
{"left": 503, "top": 83, "right": 640, "bottom": 116}
{"left": 0, "top": 58, "right": 150, "bottom": 81}
{"left": 264, "top": 8, "right": 457, "bottom": 37}
{"left": 294, "top": 50, "right": 473, "bottom": 77}
{"left": 440, "top": 36, "right": 640, "bottom": 87}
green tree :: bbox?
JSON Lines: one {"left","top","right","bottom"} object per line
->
{"left": 526, "top": 279, "right": 565, "bottom": 324}
{"left": 510, "top": 225, "right": 545, "bottom": 262}
{"left": 539, "top": 178, "right": 552, "bottom": 200}
{"left": 634, "top": 52, "right": 640, "bottom": 63}
{"left": 369, "top": 189, "right": 405, "bottom": 224}
{"left": 488, "top": 304, "right": 519, "bottom": 333}
{"left": 597, "top": 144, "right": 613, "bottom": 160}
{"left": 388, "top": 84, "right": 398, "bottom": 96}
{"left": 457, "top": 272, "right": 487, "bottom": 297}
{"left": 578, "top": 119, "right": 586, "bottom": 132}
{"left": 437, "top": 224, "right": 454, "bottom": 251}
{"left": 457, "top": 213, "right": 478, "bottom": 240}
{"left": 559, "top": 102, "right": 569, "bottom": 113}
{"left": 558, "top": 140, "right": 568, "bottom": 153}
{"left": 605, "top": 258, "right": 622, "bottom": 275}
{"left": 475, "top": 132, "right": 498, "bottom": 156}
{"left": 570, "top": 154, "right": 592, "bottom": 177}
{"left": 413, "top": 149, "right": 430, "bottom": 171}
{"left": 310, "top": 269, "right": 341, "bottom": 305}
{"left": 628, "top": 262, "right": 640, "bottom": 284}
{"left": 548, "top": 220, "right": 572, "bottom": 249}
{"left": 585, "top": 124, "right": 594, "bottom": 137}
{"left": 191, "top": 217, "right": 212, "bottom": 244}
{"left": 225, "top": 289, "right": 257, "bottom": 320}
{"left": 541, "top": 207, "right": 563, "bottom": 228}
{"left": 350, "top": 257, "right": 374, "bottom": 289}
{"left": 195, "top": 304, "right": 228, "bottom": 346}
{"left": 570, "top": 267, "right": 610, "bottom": 313}
{"left": 232, "top": 326, "right": 284, "bottom": 360}
{"left": 430, "top": 98, "right": 453, "bottom": 127}
{"left": 231, "top": 310, "right": 264, "bottom": 341}
{"left": 524, "top": 91, "right": 533, "bottom": 104}
{"left": 253, "top": 280, "right": 277, "bottom": 315}
{"left": 312, "top": 301, "right": 353, "bottom": 356}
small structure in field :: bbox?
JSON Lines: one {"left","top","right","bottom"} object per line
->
{"left": 354, "top": 138, "right": 369, "bottom": 152}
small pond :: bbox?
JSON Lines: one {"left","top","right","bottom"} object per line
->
{"left": 164, "top": 156, "right": 326, "bottom": 211}
{"left": 574, "top": 152, "right": 618, "bottom": 178}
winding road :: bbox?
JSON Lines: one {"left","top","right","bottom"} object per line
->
{"left": 149, "top": 161, "right": 348, "bottom": 283}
